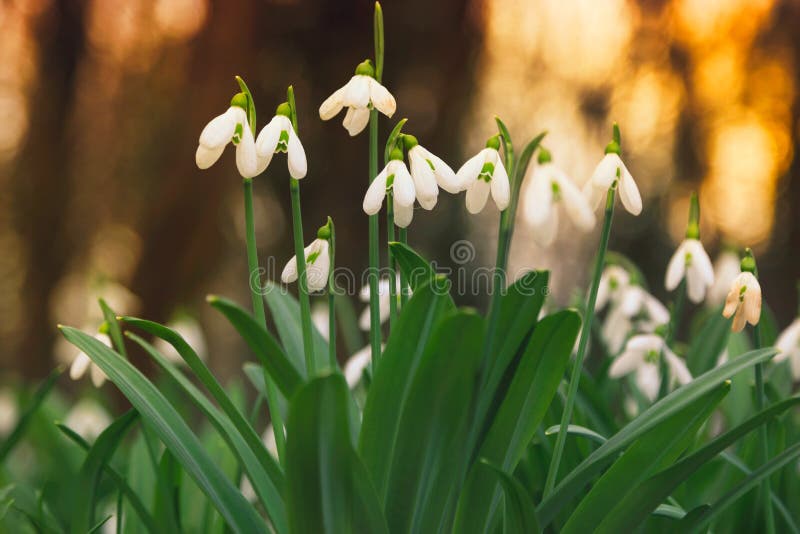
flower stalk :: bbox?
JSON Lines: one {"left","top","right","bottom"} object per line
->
{"left": 320, "top": 218, "right": 337, "bottom": 369}
{"left": 386, "top": 190, "right": 398, "bottom": 328}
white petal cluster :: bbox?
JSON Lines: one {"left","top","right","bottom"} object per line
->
{"left": 196, "top": 105, "right": 263, "bottom": 178}
{"left": 595, "top": 265, "right": 632, "bottom": 312}
{"left": 69, "top": 333, "right": 111, "bottom": 388}
{"left": 407, "top": 143, "right": 459, "bottom": 209}
{"left": 357, "top": 278, "right": 408, "bottom": 330}
{"left": 456, "top": 147, "right": 510, "bottom": 213}
{"left": 609, "top": 334, "right": 692, "bottom": 401}
{"left": 281, "top": 238, "right": 331, "bottom": 293}
{"left": 722, "top": 272, "right": 762, "bottom": 332}
{"left": 524, "top": 162, "right": 595, "bottom": 246}
{"left": 774, "top": 318, "right": 800, "bottom": 380}
{"left": 255, "top": 114, "right": 307, "bottom": 179}
{"left": 319, "top": 74, "right": 396, "bottom": 136}
{"left": 665, "top": 238, "right": 715, "bottom": 303}
{"left": 363, "top": 159, "right": 417, "bottom": 227}
{"left": 602, "top": 285, "right": 669, "bottom": 354}
{"left": 584, "top": 153, "right": 642, "bottom": 216}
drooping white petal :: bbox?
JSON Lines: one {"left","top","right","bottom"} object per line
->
{"left": 305, "top": 240, "right": 330, "bottom": 292}
{"left": 342, "top": 75, "right": 371, "bottom": 109}
{"left": 583, "top": 182, "right": 606, "bottom": 211}
{"left": 589, "top": 153, "right": 622, "bottom": 189}
{"left": 408, "top": 146, "right": 439, "bottom": 209}
{"left": 603, "top": 304, "right": 632, "bottom": 354}
{"left": 363, "top": 169, "right": 389, "bottom": 215}
{"left": 70, "top": 352, "right": 91, "bottom": 380}
{"left": 709, "top": 252, "right": 741, "bottom": 306}
{"left": 344, "top": 345, "right": 372, "bottom": 388}
{"left": 686, "top": 263, "right": 707, "bottom": 304}
{"left": 532, "top": 207, "right": 559, "bottom": 247}
{"left": 609, "top": 345, "right": 645, "bottom": 378}
{"left": 664, "top": 347, "right": 693, "bottom": 385}
{"left": 775, "top": 319, "right": 800, "bottom": 363}
{"left": 199, "top": 107, "right": 241, "bottom": 149}
{"left": 558, "top": 171, "right": 595, "bottom": 230}
{"left": 286, "top": 126, "right": 307, "bottom": 179}
{"left": 626, "top": 333, "right": 664, "bottom": 353}
{"left": 636, "top": 363, "right": 661, "bottom": 402}
{"left": 721, "top": 278, "right": 741, "bottom": 319}
{"left": 235, "top": 121, "right": 259, "bottom": 178}
{"left": 368, "top": 78, "right": 396, "bottom": 117}
{"left": 665, "top": 241, "right": 688, "bottom": 291}
{"left": 526, "top": 166, "right": 553, "bottom": 227}
{"left": 465, "top": 178, "right": 491, "bottom": 214}
{"left": 596, "top": 266, "right": 630, "bottom": 311}
{"left": 319, "top": 86, "right": 346, "bottom": 120}
{"left": 742, "top": 274, "right": 762, "bottom": 326}
{"left": 391, "top": 161, "right": 416, "bottom": 207}
{"left": 424, "top": 149, "right": 459, "bottom": 193}
{"left": 618, "top": 167, "right": 642, "bottom": 215}
{"left": 643, "top": 293, "right": 670, "bottom": 327}
{"left": 90, "top": 363, "right": 107, "bottom": 388}
{"left": 731, "top": 306, "right": 748, "bottom": 332}
{"left": 195, "top": 143, "right": 226, "bottom": 170}
{"left": 393, "top": 197, "right": 414, "bottom": 228}
{"left": 455, "top": 150, "right": 487, "bottom": 191}
{"left": 490, "top": 152, "right": 510, "bottom": 210}
{"left": 342, "top": 107, "right": 370, "bottom": 136}
{"left": 254, "top": 116, "right": 284, "bottom": 160}
{"left": 619, "top": 286, "right": 646, "bottom": 317}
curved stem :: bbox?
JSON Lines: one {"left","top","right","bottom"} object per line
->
{"left": 242, "top": 178, "right": 285, "bottom": 463}
{"left": 289, "top": 178, "right": 316, "bottom": 376}
{"left": 368, "top": 109, "right": 382, "bottom": 370}
{"left": 544, "top": 186, "right": 616, "bottom": 497}
{"left": 660, "top": 277, "right": 686, "bottom": 399}
{"left": 387, "top": 193, "right": 398, "bottom": 328}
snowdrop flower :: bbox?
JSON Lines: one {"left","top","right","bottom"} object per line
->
{"left": 344, "top": 345, "right": 374, "bottom": 388}
{"left": 196, "top": 92, "right": 263, "bottom": 178}
{"left": 64, "top": 398, "right": 112, "bottom": 441}
{"left": 708, "top": 251, "right": 741, "bottom": 306}
{"left": 595, "top": 265, "right": 632, "bottom": 311}
{"left": 775, "top": 318, "right": 800, "bottom": 380}
{"left": 281, "top": 234, "right": 331, "bottom": 293}
{"left": 255, "top": 103, "right": 307, "bottom": 179}
{"left": 584, "top": 125, "right": 642, "bottom": 216}
{"left": 0, "top": 388, "right": 17, "bottom": 438}
{"left": 363, "top": 149, "right": 416, "bottom": 227}
{"left": 722, "top": 271, "right": 762, "bottom": 333}
{"left": 609, "top": 334, "right": 692, "bottom": 402}
{"left": 602, "top": 286, "right": 669, "bottom": 354}
{"left": 358, "top": 278, "right": 406, "bottom": 330}
{"left": 524, "top": 148, "right": 595, "bottom": 246}
{"left": 665, "top": 239, "right": 714, "bottom": 303}
{"left": 404, "top": 134, "right": 460, "bottom": 208}
{"left": 456, "top": 135, "right": 510, "bottom": 214}
{"left": 319, "top": 60, "right": 396, "bottom": 136}
{"left": 153, "top": 316, "right": 207, "bottom": 364}
{"left": 69, "top": 333, "right": 110, "bottom": 388}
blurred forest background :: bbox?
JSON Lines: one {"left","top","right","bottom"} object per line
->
{"left": 1, "top": 0, "right": 800, "bottom": 383}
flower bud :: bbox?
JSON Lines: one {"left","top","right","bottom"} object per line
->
{"left": 740, "top": 248, "right": 757, "bottom": 274}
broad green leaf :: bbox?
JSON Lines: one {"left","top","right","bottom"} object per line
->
{"left": 57, "top": 424, "right": 159, "bottom": 534}
{"left": 536, "top": 347, "right": 777, "bottom": 527}
{"left": 596, "top": 395, "right": 800, "bottom": 532}
{"left": 544, "top": 425, "right": 607, "bottom": 446}
{"left": 153, "top": 449, "right": 181, "bottom": 531}
{"left": 387, "top": 242, "right": 438, "bottom": 292}
{"left": 286, "top": 375, "right": 388, "bottom": 534}
{"left": 207, "top": 295, "right": 303, "bottom": 397}
{"left": 563, "top": 383, "right": 728, "bottom": 533}
{"left": 0, "top": 367, "right": 62, "bottom": 462}
{"left": 479, "top": 460, "right": 541, "bottom": 534}
{"left": 126, "top": 332, "right": 287, "bottom": 534}
{"left": 358, "top": 282, "right": 454, "bottom": 501}
{"left": 71, "top": 409, "right": 139, "bottom": 534}
{"left": 262, "top": 281, "right": 331, "bottom": 376}
{"left": 384, "top": 311, "right": 484, "bottom": 533}
{"left": 456, "top": 310, "right": 580, "bottom": 533}
{"left": 59, "top": 326, "right": 268, "bottom": 534}
{"left": 683, "top": 440, "right": 800, "bottom": 532}
{"left": 685, "top": 305, "right": 730, "bottom": 375}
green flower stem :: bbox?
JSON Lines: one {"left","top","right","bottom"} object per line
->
{"left": 327, "top": 219, "right": 337, "bottom": 369}
{"left": 242, "top": 178, "right": 285, "bottom": 463}
{"left": 398, "top": 227, "right": 409, "bottom": 306}
{"left": 544, "top": 186, "right": 616, "bottom": 497}
{"left": 289, "top": 178, "right": 316, "bottom": 376}
{"left": 753, "top": 322, "right": 776, "bottom": 534}
{"left": 659, "top": 277, "right": 686, "bottom": 399}
{"left": 368, "top": 109, "right": 382, "bottom": 370}
{"left": 386, "top": 192, "right": 398, "bottom": 328}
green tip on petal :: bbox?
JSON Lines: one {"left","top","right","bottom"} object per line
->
{"left": 230, "top": 92, "right": 248, "bottom": 110}
{"left": 740, "top": 248, "right": 757, "bottom": 275}
{"left": 485, "top": 135, "right": 501, "bottom": 150}
{"left": 389, "top": 147, "right": 404, "bottom": 161}
{"left": 537, "top": 146, "right": 552, "bottom": 164}
{"left": 402, "top": 134, "right": 419, "bottom": 150}
{"left": 355, "top": 60, "right": 375, "bottom": 77}
{"left": 276, "top": 102, "right": 291, "bottom": 117}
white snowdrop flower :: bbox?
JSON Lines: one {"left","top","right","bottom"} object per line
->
{"left": 357, "top": 278, "right": 406, "bottom": 330}
{"left": 0, "top": 389, "right": 18, "bottom": 438}
{"left": 609, "top": 334, "right": 692, "bottom": 402}
{"left": 774, "top": 318, "right": 800, "bottom": 380}
{"left": 524, "top": 149, "right": 595, "bottom": 247}
{"left": 404, "top": 135, "right": 459, "bottom": 209}
{"left": 153, "top": 316, "right": 207, "bottom": 364}
{"left": 595, "top": 265, "right": 632, "bottom": 312}
{"left": 255, "top": 104, "right": 307, "bottom": 179}
{"left": 665, "top": 238, "right": 715, "bottom": 303}
{"left": 602, "top": 286, "right": 669, "bottom": 354}
{"left": 319, "top": 60, "right": 396, "bottom": 136}
{"left": 584, "top": 128, "right": 641, "bottom": 216}
{"left": 196, "top": 93, "right": 263, "bottom": 178}
{"left": 344, "top": 345, "right": 375, "bottom": 389}
{"left": 722, "top": 271, "right": 761, "bottom": 333}
{"left": 456, "top": 136, "right": 510, "bottom": 214}
{"left": 363, "top": 151, "right": 416, "bottom": 228}
{"left": 64, "top": 398, "right": 112, "bottom": 442}
{"left": 708, "top": 251, "right": 741, "bottom": 306}
{"left": 69, "top": 333, "right": 111, "bottom": 388}
{"left": 281, "top": 238, "right": 331, "bottom": 293}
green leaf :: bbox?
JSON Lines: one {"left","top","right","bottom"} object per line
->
{"left": 99, "top": 298, "right": 127, "bottom": 358}
{"left": 286, "top": 374, "right": 388, "bottom": 533}
{"left": 543, "top": 425, "right": 607, "bottom": 446}
{"left": 563, "top": 383, "right": 729, "bottom": 533}
{"left": 71, "top": 409, "right": 140, "bottom": 534}
{"left": 262, "top": 281, "right": 332, "bottom": 376}
{"left": 387, "top": 242, "right": 438, "bottom": 292}
{"left": 384, "top": 118, "right": 408, "bottom": 164}
{"left": 383, "top": 311, "right": 484, "bottom": 533}
{"left": 494, "top": 116, "right": 515, "bottom": 172}
{"left": 682, "top": 440, "right": 800, "bottom": 533}
{"left": 511, "top": 131, "right": 547, "bottom": 189}
{"left": 0, "top": 366, "right": 63, "bottom": 462}
{"left": 596, "top": 395, "right": 800, "bottom": 532}
{"left": 478, "top": 460, "right": 540, "bottom": 534}
{"left": 536, "top": 346, "right": 777, "bottom": 527}
{"left": 59, "top": 326, "right": 268, "bottom": 534}
{"left": 126, "top": 331, "right": 287, "bottom": 534}
{"left": 359, "top": 282, "right": 454, "bottom": 501}
{"left": 153, "top": 449, "right": 181, "bottom": 532}
{"left": 208, "top": 295, "right": 303, "bottom": 397}
{"left": 685, "top": 305, "right": 731, "bottom": 375}
{"left": 455, "top": 310, "right": 580, "bottom": 533}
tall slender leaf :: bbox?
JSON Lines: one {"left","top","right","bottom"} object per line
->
{"left": 0, "top": 367, "right": 62, "bottom": 462}
{"left": 387, "top": 242, "right": 437, "bottom": 292}
{"left": 478, "top": 460, "right": 540, "bottom": 534}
